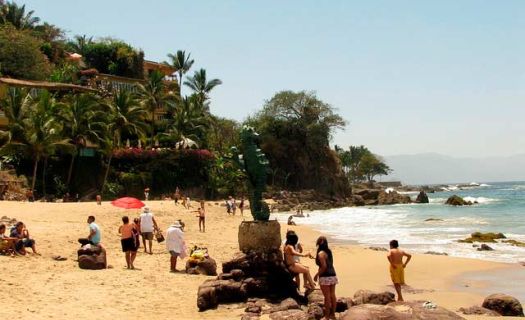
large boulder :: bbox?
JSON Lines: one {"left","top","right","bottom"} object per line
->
{"left": 269, "top": 309, "right": 310, "bottom": 320}
{"left": 415, "top": 191, "right": 429, "bottom": 204}
{"left": 341, "top": 304, "right": 410, "bottom": 320}
{"left": 445, "top": 195, "right": 473, "bottom": 206}
{"left": 196, "top": 279, "right": 248, "bottom": 311}
{"left": 186, "top": 257, "right": 218, "bottom": 276}
{"left": 77, "top": 245, "right": 106, "bottom": 270}
{"left": 353, "top": 290, "right": 395, "bottom": 305}
{"left": 482, "top": 293, "right": 524, "bottom": 316}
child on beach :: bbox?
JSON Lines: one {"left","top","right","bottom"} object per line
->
{"left": 387, "top": 239, "right": 412, "bottom": 301}
{"left": 194, "top": 200, "right": 206, "bottom": 232}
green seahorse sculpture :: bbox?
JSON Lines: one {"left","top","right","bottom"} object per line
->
{"left": 231, "top": 126, "right": 270, "bottom": 221}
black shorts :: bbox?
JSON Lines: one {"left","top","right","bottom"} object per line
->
{"left": 121, "top": 237, "right": 137, "bottom": 252}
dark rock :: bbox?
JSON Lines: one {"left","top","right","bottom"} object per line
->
{"left": 477, "top": 244, "right": 494, "bottom": 251}
{"left": 353, "top": 290, "right": 395, "bottom": 305}
{"left": 269, "top": 298, "right": 301, "bottom": 313}
{"left": 445, "top": 195, "right": 473, "bottom": 206}
{"left": 231, "top": 269, "right": 245, "bottom": 281}
{"left": 241, "top": 312, "right": 261, "bottom": 320}
{"left": 269, "top": 309, "right": 310, "bottom": 320}
{"left": 196, "top": 279, "right": 247, "bottom": 311}
{"left": 185, "top": 257, "right": 218, "bottom": 276}
{"left": 197, "top": 285, "right": 218, "bottom": 311}
{"left": 78, "top": 253, "right": 106, "bottom": 270}
{"left": 377, "top": 191, "right": 411, "bottom": 205}
{"left": 502, "top": 239, "right": 525, "bottom": 247}
{"left": 458, "top": 232, "right": 506, "bottom": 243}
{"left": 415, "top": 191, "right": 429, "bottom": 204}
{"left": 458, "top": 306, "right": 501, "bottom": 316}
{"left": 352, "top": 195, "right": 365, "bottom": 206}
{"left": 336, "top": 297, "right": 353, "bottom": 312}
{"left": 424, "top": 251, "right": 448, "bottom": 256}
{"left": 368, "top": 246, "right": 388, "bottom": 252}
{"left": 482, "top": 293, "right": 524, "bottom": 316}
{"left": 424, "top": 218, "right": 444, "bottom": 222}
{"left": 245, "top": 305, "right": 262, "bottom": 314}
{"left": 243, "top": 277, "right": 270, "bottom": 297}
{"left": 307, "top": 303, "right": 323, "bottom": 320}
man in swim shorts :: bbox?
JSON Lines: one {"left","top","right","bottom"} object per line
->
{"left": 387, "top": 239, "right": 412, "bottom": 301}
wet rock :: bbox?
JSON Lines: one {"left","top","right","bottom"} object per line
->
{"left": 424, "top": 218, "right": 444, "bottom": 222}
{"left": 482, "top": 293, "right": 524, "bottom": 316}
{"left": 477, "top": 244, "right": 494, "bottom": 251}
{"left": 502, "top": 239, "right": 525, "bottom": 247}
{"left": 415, "top": 191, "right": 429, "bottom": 204}
{"left": 458, "top": 305, "right": 501, "bottom": 316}
{"left": 445, "top": 195, "right": 473, "bottom": 206}
{"left": 353, "top": 290, "right": 395, "bottom": 305}
{"left": 367, "top": 246, "right": 388, "bottom": 252}
{"left": 458, "top": 232, "right": 506, "bottom": 243}
{"left": 424, "top": 251, "right": 448, "bottom": 256}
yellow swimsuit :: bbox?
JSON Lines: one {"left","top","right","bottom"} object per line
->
{"left": 390, "top": 263, "right": 405, "bottom": 284}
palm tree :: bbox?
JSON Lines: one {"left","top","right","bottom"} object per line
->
{"left": 184, "top": 68, "right": 222, "bottom": 105}
{"left": 165, "top": 50, "right": 194, "bottom": 96}
{"left": 67, "top": 34, "right": 93, "bottom": 56}
{"left": 100, "top": 89, "right": 148, "bottom": 191}
{"left": 0, "top": 87, "right": 32, "bottom": 144}
{"left": 137, "top": 70, "right": 169, "bottom": 147}
{"left": 60, "top": 93, "right": 105, "bottom": 187}
{"left": 0, "top": 91, "right": 72, "bottom": 194}
{"left": 165, "top": 95, "right": 208, "bottom": 147}
{"left": 0, "top": 1, "right": 40, "bottom": 29}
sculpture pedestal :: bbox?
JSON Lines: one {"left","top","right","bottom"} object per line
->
{"left": 238, "top": 220, "right": 281, "bottom": 253}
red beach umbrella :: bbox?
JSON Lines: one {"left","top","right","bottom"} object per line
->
{"left": 111, "top": 197, "right": 145, "bottom": 209}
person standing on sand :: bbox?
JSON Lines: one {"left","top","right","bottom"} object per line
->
{"left": 144, "top": 188, "right": 150, "bottom": 201}
{"left": 194, "top": 200, "right": 206, "bottom": 232}
{"left": 119, "top": 216, "right": 139, "bottom": 269}
{"left": 232, "top": 197, "right": 237, "bottom": 215}
{"left": 166, "top": 221, "right": 187, "bottom": 272}
{"left": 140, "top": 207, "right": 159, "bottom": 254}
{"left": 387, "top": 239, "right": 412, "bottom": 301}
{"left": 239, "top": 197, "right": 244, "bottom": 216}
{"left": 96, "top": 194, "right": 102, "bottom": 205}
{"left": 174, "top": 187, "right": 180, "bottom": 204}
{"left": 314, "top": 236, "right": 338, "bottom": 320}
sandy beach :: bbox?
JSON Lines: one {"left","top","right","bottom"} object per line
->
{"left": 0, "top": 200, "right": 522, "bottom": 319}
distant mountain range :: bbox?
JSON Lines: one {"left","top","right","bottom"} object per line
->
{"left": 382, "top": 153, "right": 525, "bottom": 185}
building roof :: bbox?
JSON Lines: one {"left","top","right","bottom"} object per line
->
{"left": 0, "top": 77, "right": 97, "bottom": 92}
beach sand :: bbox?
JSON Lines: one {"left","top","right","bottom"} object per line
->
{"left": 0, "top": 200, "right": 522, "bottom": 319}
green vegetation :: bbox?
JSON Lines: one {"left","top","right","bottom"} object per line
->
{"left": 0, "top": 2, "right": 387, "bottom": 201}
{"left": 336, "top": 145, "right": 392, "bottom": 183}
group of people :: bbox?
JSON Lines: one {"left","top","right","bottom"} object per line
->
{"left": 76, "top": 205, "right": 190, "bottom": 271}
{"left": 0, "top": 221, "right": 39, "bottom": 256}
{"left": 283, "top": 231, "right": 412, "bottom": 320}
{"left": 225, "top": 196, "right": 244, "bottom": 216}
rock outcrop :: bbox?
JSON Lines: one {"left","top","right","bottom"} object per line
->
{"left": 482, "top": 294, "right": 524, "bottom": 316}
{"left": 457, "top": 305, "right": 501, "bottom": 316}
{"left": 458, "top": 232, "right": 506, "bottom": 243}
{"left": 352, "top": 290, "right": 395, "bottom": 305}
{"left": 354, "top": 189, "right": 411, "bottom": 206}
{"left": 415, "top": 191, "right": 429, "bottom": 203}
{"left": 477, "top": 244, "right": 494, "bottom": 251}
{"left": 77, "top": 245, "right": 106, "bottom": 270}
{"left": 445, "top": 195, "right": 473, "bottom": 206}
{"left": 186, "top": 257, "right": 218, "bottom": 276}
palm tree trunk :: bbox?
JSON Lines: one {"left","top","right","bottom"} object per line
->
{"left": 42, "top": 157, "right": 48, "bottom": 196}
{"left": 151, "top": 110, "right": 155, "bottom": 148}
{"left": 31, "top": 155, "right": 40, "bottom": 193}
{"left": 66, "top": 151, "right": 77, "bottom": 188}
{"left": 101, "top": 153, "right": 113, "bottom": 193}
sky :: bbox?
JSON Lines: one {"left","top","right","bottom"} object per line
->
{"left": 22, "top": 0, "right": 525, "bottom": 158}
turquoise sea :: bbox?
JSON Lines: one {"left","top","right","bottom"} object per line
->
{"left": 272, "top": 181, "right": 525, "bottom": 263}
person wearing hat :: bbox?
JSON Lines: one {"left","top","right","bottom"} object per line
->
{"left": 166, "top": 221, "right": 187, "bottom": 272}
{"left": 139, "top": 206, "right": 158, "bottom": 254}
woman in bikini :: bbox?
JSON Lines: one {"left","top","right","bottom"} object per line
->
{"left": 283, "top": 232, "right": 316, "bottom": 291}
{"left": 314, "top": 236, "right": 338, "bottom": 320}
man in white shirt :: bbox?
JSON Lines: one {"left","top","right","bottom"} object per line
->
{"left": 139, "top": 207, "right": 158, "bottom": 254}
{"left": 166, "top": 221, "right": 187, "bottom": 272}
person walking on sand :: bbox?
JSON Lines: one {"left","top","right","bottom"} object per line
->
{"left": 387, "top": 239, "right": 412, "bottom": 301}
{"left": 166, "top": 221, "right": 187, "bottom": 272}
{"left": 140, "top": 207, "right": 159, "bottom": 254}
{"left": 119, "top": 216, "right": 139, "bottom": 269}
{"left": 314, "top": 236, "right": 338, "bottom": 320}
{"left": 231, "top": 197, "right": 237, "bottom": 215}
{"left": 144, "top": 188, "right": 150, "bottom": 201}
{"left": 283, "top": 232, "right": 316, "bottom": 291}
{"left": 174, "top": 187, "right": 180, "bottom": 204}
{"left": 239, "top": 196, "right": 245, "bottom": 216}
{"left": 194, "top": 200, "right": 206, "bottom": 232}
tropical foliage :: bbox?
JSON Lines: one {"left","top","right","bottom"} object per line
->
{"left": 335, "top": 145, "right": 392, "bottom": 183}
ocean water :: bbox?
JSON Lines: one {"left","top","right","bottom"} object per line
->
{"left": 272, "top": 181, "right": 525, "bottom": 263}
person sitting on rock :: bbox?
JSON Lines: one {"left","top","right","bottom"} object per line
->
{"left": 10, "top": 221, "right": 39, "bottom": 255}
{"left": 283, "top": 232, "right": 316, "bottom": 291}
{"left": 0, "top": 223, "right": 18, "bottom": 256}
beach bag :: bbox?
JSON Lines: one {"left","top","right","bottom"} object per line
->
{"left": 155, "top": 230, "right": 165, "bottom": 243}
